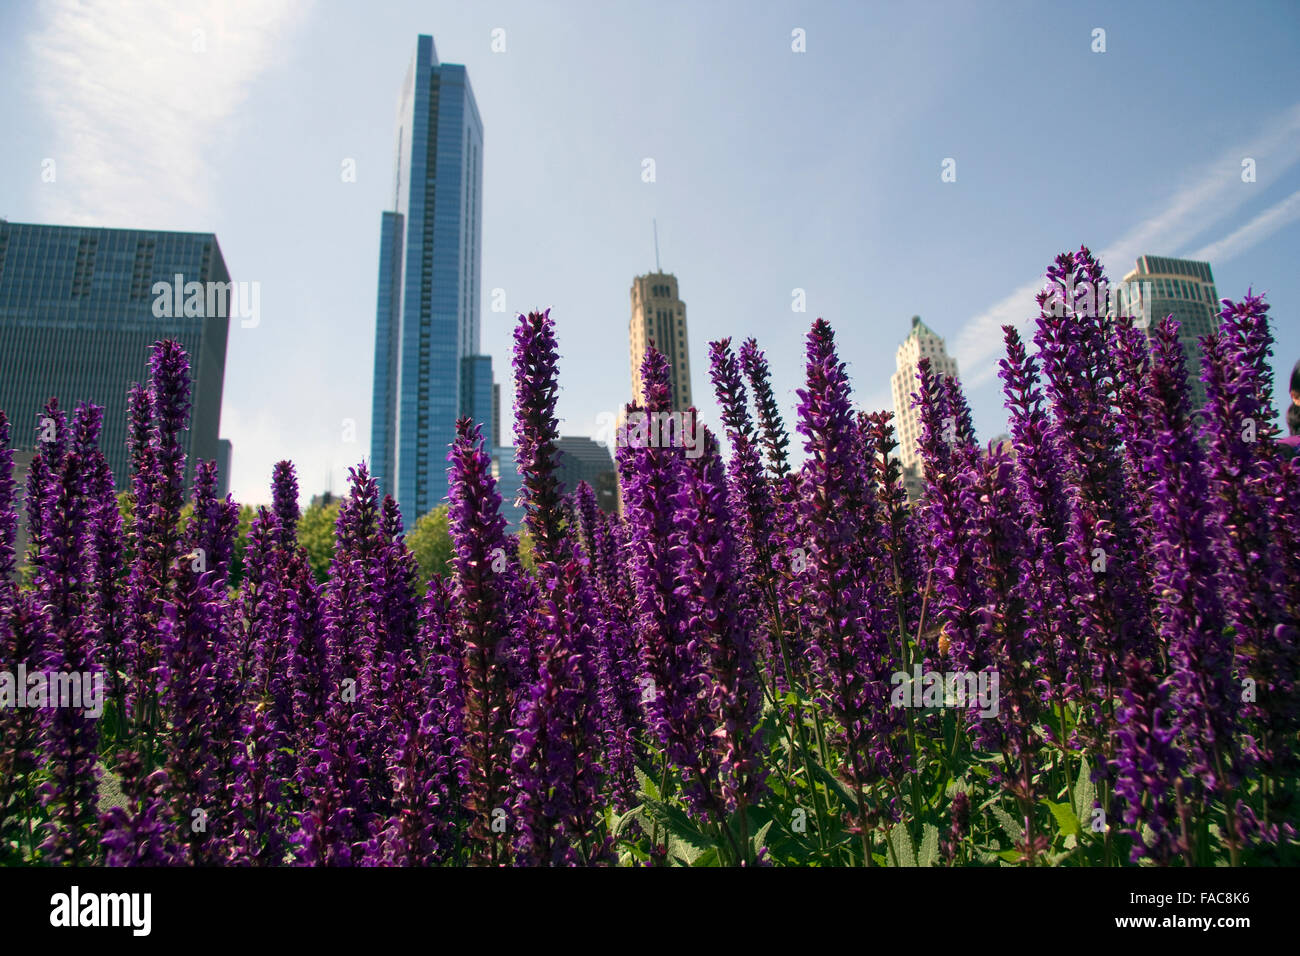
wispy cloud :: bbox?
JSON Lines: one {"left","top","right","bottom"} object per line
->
{"left": 27, "top": 0, "right": 312, "bottom": 229}
{"left": 1185, "top": 188, "right": 1300, "bottom": 264}
{"left": 952, "top": 102, "right": 1300, "bottom": 390}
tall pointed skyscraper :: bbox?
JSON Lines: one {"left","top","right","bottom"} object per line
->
{"left": 371, "top": 34, "right": 492, "bottom": 523}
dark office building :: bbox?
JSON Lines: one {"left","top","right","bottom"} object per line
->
{"left": 554, "top": 436, "right": 617, "bottom": 513}
{"left": 0, "top": 220, "right": 231, "bottom": 490}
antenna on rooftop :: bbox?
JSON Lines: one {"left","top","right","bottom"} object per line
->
{"left": 653, "top": 218, "right": 661, "bottom": 273}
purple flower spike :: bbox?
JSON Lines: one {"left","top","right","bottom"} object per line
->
{"left": 447, "top": 417, "right": 518, "bottom": 865}
{"left": 512, "top": 309, "right": 567, "bottom": 564}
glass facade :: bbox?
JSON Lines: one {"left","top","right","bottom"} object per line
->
{"left": 1122, "top": 256, "right": 1220, "bottom": 410}
{"left": 461, "top": 354, "right": 494, "bottom": 450}
{"left": 554, "top": 436, "right": 616, "bottom": 512}
{"left": 0, "top": 220, "right": 230, "bottom": 491}
{"left": 371, "top": 35, "right": 492, "bottom": 526}
{"left": 491, "top": 447, "right": 525, "bottom": 535}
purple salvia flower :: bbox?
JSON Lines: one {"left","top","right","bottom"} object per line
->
{"left": 235, "top": 508, "right": 277, "bottom": 686}
{"left": 98, "top": 752, "right": 184, "bottom": 866}
{"left": 287, "top": 550, "right": 328, "bottom": 746}
{"left": 671, "top": 428, "right": 767, "bottom": 825}
{"left": 0, "top": 594, "right": 50, "bottom": 839}
{"left": 795, "top": 319, "right": 902, "bottom": 842}
{"left": 708, "top": 338, "right": 779, "bottom": 673}
{"left": 941, "top": 789, "right": 970, "bottom": 865}
{"left": 126, "top": 342, "right": 193, "bottom": 740}
{"left": 415, "top": 573, "right": 469, "bottom": 861}
{"left": 1143, "top": 316, "right": 1248, "bottom": 858}
{"left": 148, "top": 340, "right": 191, "bottom": 532}
{"left": 619, "top": 346, "right": 698, "bottom": 778}
{"left": 570, "top": 481, "right": 640, "bottom": 809}
{"left": 75, "top": 409, "right": 129, "bottom": 739}
{"left": 513, "top": 309, "right": 567, "bottom": 565}
{"left": 1111, "top": 652, "right": 1187, "bottom": 864}
{"left": 1109, "top": 314, "right": 1158, "bottom": 559}
{"left": 998, "top": 327, "right": 1080, "bottom": 713}
{"left": 738, "top": 337, "right": 791, "bottom": 481}
{"left": 188, "top": 459, "right": 239, "bottom": 590}
{"left": 1033, "top": 248, "right": 1154, "bottom": 751}
{"left": 0, "top": 411, "right": 18, "bottom": 597}
{"left": 226, "top": 702, "right": 289, "bottom": 866}
{"left": 913, "top": 356, "right": 983, "bottom": 671}
{"left": 271, "top": 459, "right": 300, "bottom": 546}
{"left": 1199, "top": 293, "right": 1297, "bottom": 777}
{"left": 861, "top": 411, "right": 924, "bottom": 669}
{"left": 23, "top": 398, "right": 66, "bottom": 568}
{"left": 35, "top": 446, "right": 102, "bottom": 864}
{"left": 155, "top": 558, "right": 223, "bottom": 864}
{"left": 570, "top": 480, "right": 601, "bottom": 568}
{"left": 292, "top": 706, "right": 375, "bottom": 866}
{"left": 447, "top": 417, "right": 519, "bottom": 865}
{"left": 511, "top": 550, "right": 610, "bottom": 866}
{"left": 964, "top": 446, "right": 1048, "bottom": 861}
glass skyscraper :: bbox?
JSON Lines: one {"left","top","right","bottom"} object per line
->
{"left": 371, "top": 34, "right": 493, "bottom": 524}
{"left": 1119, "top": 255, "right": 1221, "bottom": 410}
{"left": 0, "top": 220, "right": 231, "bottom": 490}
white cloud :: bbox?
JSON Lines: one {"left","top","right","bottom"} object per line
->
{"left": 952, "top": 103, "right": 1300, "bottom": 390}
{"left": 27, "top": 0, "right": 312, "bottom": 229}
{"left": 1185, "top": 188, "right": 1300, "bottom": 265}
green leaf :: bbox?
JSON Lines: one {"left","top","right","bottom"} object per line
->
{"left": 918, "top": 823, "right": 940, "bottom": 867}
{"left": 888, "top": 824, "right": 917, "bottom": 867}
{"left": 809, "top": 760, "right": 860, "bottom": 810}
{"left": 667, "top": 831, "right": 710, "bottom": 866}
{"left": 634, "top": 765, "right": 661, "bottom": 803}
{"left": 611, "top": 804, "right": 645, "bottom": 840}
{"left": 690, "top": 847, "right": 720, "bottom": 867}
{"left": 642, "top": 794, "right": 713, "bottom": 859}
{"left": 1042, "top": 799, "right": 1080, "bottom": 838}
{"left": 752, "top": 818, "right": 774, "bottom": 857}
{"left": 991, "top": 805, "right": 1023, "bottom": 841}
{"left": 1072, "top": 758, "right": 1098, "bottom": 829}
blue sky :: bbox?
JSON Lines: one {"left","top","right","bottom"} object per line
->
{"left": 2, "top": 0, "right": 1298, "bottom": 509}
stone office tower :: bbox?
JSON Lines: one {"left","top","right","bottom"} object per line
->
{"left": 629, "top": 271, "right": 692, "bottom": 408}
{"left": 890, "top": 315, "right": 959, "bottom": 496}
{"left": 371, "top": 34, "right": 493, "bottom": 524}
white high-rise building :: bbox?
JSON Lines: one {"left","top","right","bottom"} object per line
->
{"left": 890, "top": 315, "right": 959, "bottom": 479}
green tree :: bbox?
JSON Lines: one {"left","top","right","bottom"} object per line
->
{"left": 226, "top": 503, "right": 258, "bottom": 588}
{"left": 515, "top": 529, "right": 537, "bottom": 574}
{"left": 297, "top": 498, "right": 341, "bottom": 583}
{"left": 407, "top": 503, "right": 454, "bottom": 593}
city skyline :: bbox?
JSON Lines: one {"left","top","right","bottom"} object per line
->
{"left": 2, "top": 2, "right": 1298, "bottom": 508}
